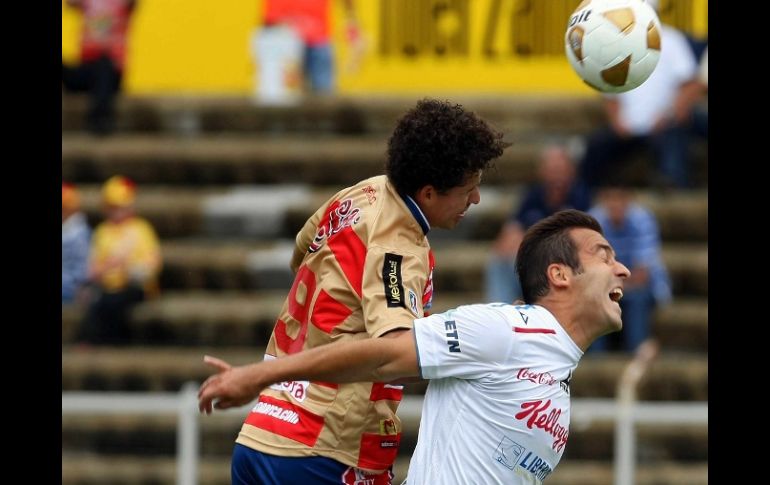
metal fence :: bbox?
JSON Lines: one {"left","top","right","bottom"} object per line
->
{"left": 62, "top": 384, "right": 707, "bottom": 485}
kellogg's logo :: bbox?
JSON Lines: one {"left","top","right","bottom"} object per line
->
{"left": 515, "top": 399, "right": 569, "bottom": 452}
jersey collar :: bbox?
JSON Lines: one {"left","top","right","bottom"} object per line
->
{"left": 402, "top": 194, "right": 431, "bottom": 235}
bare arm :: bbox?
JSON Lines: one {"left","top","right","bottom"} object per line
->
{"left": 492, "top": 220, "right": 525, "bottom": 258}
{"left": 198, "top": 329, "right": 419, "bottom": 414}
{"left": 672, "top": 80, "right": 704, "bottom": 124}
{"left": 604, "top": 97, "right": 630, "bottom": 137}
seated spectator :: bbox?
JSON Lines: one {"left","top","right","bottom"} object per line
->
{"left": 692, "top": 45, "right": 708, "bottom": 139}
{"left": 76, "top": 175, "right": 162, "bottom": 346}
{"left": 62, "top": 183, "right": 91, "bottom": 304}
{"left": 485, "top": 144, "right": 591, "bottom": 303}
{"left": 62, "top": 0, "right": 138, "bottom": 135}
{"left": 588, "top": 182, "right": 672, "bottom": 353}
{"left": 579, "top": 1, "right": 702, "bottom": 189}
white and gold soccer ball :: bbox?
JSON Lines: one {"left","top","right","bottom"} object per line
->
{"left": 565, "top": 0, "right": 662, "bottom": 93}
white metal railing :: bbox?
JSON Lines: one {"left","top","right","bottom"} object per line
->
{"left": 63, "top": 385, "right": 707, "bottom": 485}
{"left": 614, "top": 340, "right": 660, "bottom": 485}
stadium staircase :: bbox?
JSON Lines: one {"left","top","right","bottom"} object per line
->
{"left": 62, "top": 93, "right": 707, "bottom": 485}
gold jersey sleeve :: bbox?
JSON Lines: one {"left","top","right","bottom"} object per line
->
{"left": 236, "top": 175, "right": 434, "bottom": 472}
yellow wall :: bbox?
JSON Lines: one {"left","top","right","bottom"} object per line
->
{"left": 62, "top": 0, "right": 708, "bottom": 95}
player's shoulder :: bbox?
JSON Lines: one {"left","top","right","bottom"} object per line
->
{"left": 509, "top": 304, "right": 557, "bottom": 328}
{"left": 329, "top": 175, "right": 390, "bottom": 218}
{"left": 451, "top": 302, "right": 518, "bottom": 326}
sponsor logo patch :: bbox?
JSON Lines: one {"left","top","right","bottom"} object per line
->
{"left": 517, "top": 368, "right": 557, "bottom": 385}
{"left": 308, "top": 198, "right": 361, "bottom": 253}
{"left": 515, "top": 399, "right": 570, "bottom": 452}
{"left": 518, "top": 450, "right": 554, "bottom": 481}
{"left": 383, "top": 253, "right": 404, "bottom": 308}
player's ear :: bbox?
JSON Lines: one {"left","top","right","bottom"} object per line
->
{"left": 547, "top": 263, "right": 570, "bottom": 289}
{"left": 414, "top": 185, "right": 437, "bottom": 205}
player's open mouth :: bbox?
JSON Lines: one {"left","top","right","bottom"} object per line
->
{"left": 609, "top": 288, "right": 623, "bottom": 303}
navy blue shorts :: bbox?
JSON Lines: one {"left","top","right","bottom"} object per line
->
{"left": 232, "top": 443, "right": 394, "bottom": 485}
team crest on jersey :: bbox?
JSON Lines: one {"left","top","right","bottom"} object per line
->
{"left": 408, "top": 289, "right": 419, "bottom": 316}
{"left": 308, "top": 198, "right": 362, "bottom": 253}
{"left": 493, "top": 436, "right": 526, "bottom": 470}
{"left": 362, "top": 185, "right": 377, "bottom": 205}
{"left": 493, "top": 436, "right": 554, "bottom": 481}
{"left": 379, "top": 418, "right": 398, "bottom": 435}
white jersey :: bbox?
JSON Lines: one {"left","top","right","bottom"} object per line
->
{"left": 406, "top": 303, "right": 583, "bottom": 484}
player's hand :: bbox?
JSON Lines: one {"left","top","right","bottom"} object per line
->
{"left": 198, "top": 355, "right": 259, "bottom": 415}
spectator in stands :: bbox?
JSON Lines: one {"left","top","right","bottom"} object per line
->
{"left": 485, "top": 144, "right": 591, "bottom": 303}
{"left": 196, "top": 98, "right": 508, "bottom": 484}
{"left": 251, "top": 0, "right": 362, "bottom": 99}
{"left": 199, "top": 209, "right": 632, "bottom": 484}
{"left": 692, "top": 45, "right": 708, "bottom": 139}
{"left": 62, "top": 0, "right": 138, "bottom": 135}
{"left": 578, "top": 0, "right": 702, "bottom": 189}
{"left": 62, "top": 183, "right": 91, "bottom": 304}
{"left": 76, "top": 175, "right": 161, "bottom": 346}
{"left": 588, "top": 182, "right": 671, "bottom": 353}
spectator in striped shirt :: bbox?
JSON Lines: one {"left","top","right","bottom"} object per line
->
{"left": 588, "top": 183, "right": 671, "bottom": 352}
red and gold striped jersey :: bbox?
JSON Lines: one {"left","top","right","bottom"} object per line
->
{"left": 236, "top": 175, "right": 435, "bottom": 472}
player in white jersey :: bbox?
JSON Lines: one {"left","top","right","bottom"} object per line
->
{"left": 199, "top": 209, "right": 630, "bottom": 484}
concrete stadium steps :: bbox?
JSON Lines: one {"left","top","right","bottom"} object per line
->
{"left": 564, "top": 422, "right": 708, "bottom": 462}
{"left": 63, "top": 414, "right": 706, "bottom": 465}
{"left": 72, "top": 184, "right": 707, "bottom": 241}
{"left": 152, "top": 240, "right": 707, "bottom": 297}
{"left": 569, "top": 353, "right": 708, "bottom": 401}
{"left": 651, "top": 298, "right": 708, "bottom": 351}
{"left": 550, "top": 461, "right": 708, "bottom": 485}
{"left": 63, "top": 133, "right": 707, "bottom": 188}
{"left": 62, "top": 134, "right": 543, "bottom": 187}
{"left": 61, "top": 291, "right": 707, "bottom": 352}
{"left": 62, "top": 94, "right": 607, "bottom": 136}
{"left": 61, "top": 454, "right": 707, "bottom": 485}
{"left": 61, "top": 346, "right": 707, "bottom": 400}
{"left": 401, "top": 351, "right": 708, "bottom": 401}
{"left": 61, "top": 347, "right": 263, "bottom": 392}
{"left": 62, "top": 455, "right": 241, "bottom": 485}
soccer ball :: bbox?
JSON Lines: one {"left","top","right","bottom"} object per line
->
{"left": 565, "top": 0, "right": 662, "bottom": 93}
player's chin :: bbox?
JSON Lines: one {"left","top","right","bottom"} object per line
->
{"left": 450, "top": 213, "right": 467, "bottom": 227}
{"left": 436, "top": 218, "right": 460, "bottom": 230}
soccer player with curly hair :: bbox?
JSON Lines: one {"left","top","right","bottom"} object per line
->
{"left": 200, "top": 98, "right": 509, "bottom": 484}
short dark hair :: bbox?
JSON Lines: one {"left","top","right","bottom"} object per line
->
{"left": 516, "top": 209, "right": 603, "bottom": 304}
{"left": 385, "top": 98, "right": 509, "bottom": 196}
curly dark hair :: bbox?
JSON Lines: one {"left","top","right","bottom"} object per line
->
{"left": 385, "top": 98, "right": 510, "bottom": 196}
{"left": 516, "top": 209, "right": 604, "bottom": 304}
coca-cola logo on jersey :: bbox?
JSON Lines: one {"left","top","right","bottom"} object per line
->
{"left": 515, "top": 399, "right": 569, "bottom": 452}
{"left": 517, "top": 368, "right": 557, "bottom": 385}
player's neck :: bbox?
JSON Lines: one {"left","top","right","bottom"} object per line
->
{"left": 537, "top": 297, "right": 591, "bottom": 352}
